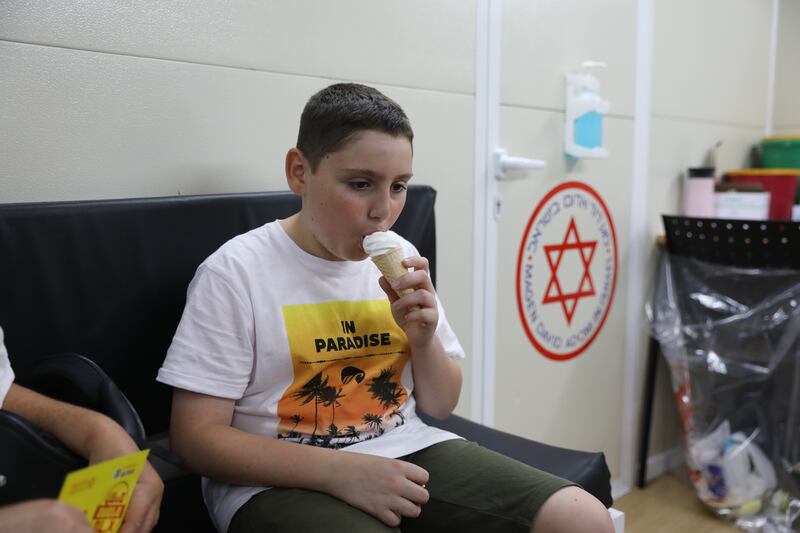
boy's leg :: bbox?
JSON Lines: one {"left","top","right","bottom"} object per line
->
{"left": 400, "top": 439, "right": 610, "bottom": 533}
{"left": 228, "top": 487, "right": 400, "bottom": 533}
{"left": 531, "top": 485, "right": 614, "bottom": 533}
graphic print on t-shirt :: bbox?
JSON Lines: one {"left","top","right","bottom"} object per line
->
{"left": 277, "top": 299, "right": 410, "bottom": 448}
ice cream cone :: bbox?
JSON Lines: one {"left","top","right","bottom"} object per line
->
{"left": 370, "top": 246, "right": 414, "bottom": 297}
{"left": 363, "top": 231, "right": 420, "bottom": 311}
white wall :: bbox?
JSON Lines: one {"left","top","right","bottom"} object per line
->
{"left": 0, "top": 0, "right": 793, "bottom": 491}
{"left": 0, "top": 0, "right": 478, "bottom": 416}
{"left": 775, "top": 0, "right": 800, "bottom": 134}
{"left": 644, "top": 0, "right": 776, "bottom": 465}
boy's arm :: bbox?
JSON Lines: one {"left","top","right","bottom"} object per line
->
{"left": 170, "top": 388, "right": 429, "bottom": 527}
{"left": 2, "top": 384, "right": 163, "bottom": 533}
{"left": 401, "top": 332, "right": 462, "bottom": 419}
{"left": 379, "top": 256, "right": 462, "bottom": 419}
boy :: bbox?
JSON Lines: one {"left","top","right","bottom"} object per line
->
{"left": 0, "top": 325, "right": 163, "bottom": 533}
{"left": 157, "top": 83, "right": 613, "bottom": 532}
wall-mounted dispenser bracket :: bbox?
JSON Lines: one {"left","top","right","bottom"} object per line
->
{"left": 565, "top": 61, "right": 610, "bottom": 159}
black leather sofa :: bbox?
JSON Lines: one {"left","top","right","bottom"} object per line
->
{"left": 0, "top": 185, "right": 612, "bottom": 531}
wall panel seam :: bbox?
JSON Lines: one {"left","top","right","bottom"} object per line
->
{"left": 0, "top": 38, "right": 474, "bottom": 98}
{"left": 651, "top": 113, "right": 763, "bottom": 130}
{"left": 500, "top": 102, "right": 635, "bottom": 121}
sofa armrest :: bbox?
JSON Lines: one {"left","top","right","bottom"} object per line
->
{"left": 0, "top": 410, "right": 86, "bottom": 505}
{"left": 19, "top": 354, "right": 189, "bottom": 467}
{"left": 18, "top": 353, "right": 147, "bottom": 444}
{"left": 419, "top": 412, "right": 614, "bottom": 508}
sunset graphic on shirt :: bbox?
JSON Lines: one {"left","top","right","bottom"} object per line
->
{"left": 276, "top": 299, "right": 410, "bottom": 448}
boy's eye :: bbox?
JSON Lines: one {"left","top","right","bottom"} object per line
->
{"left": 349, "top": 181, "right": 370, "bottom": 190}
{"left": 392, "top": 182, "right": 408, "bottom": 193}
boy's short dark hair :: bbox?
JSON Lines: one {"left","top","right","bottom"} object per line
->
{"left": 297, "top": 83, "right": 414, "bottom": 171}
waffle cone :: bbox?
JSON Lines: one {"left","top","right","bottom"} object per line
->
{"left": 371, "top": 246, "right": 414, "bottom": 297}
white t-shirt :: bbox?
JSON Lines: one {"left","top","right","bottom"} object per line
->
{"left": 0, "top": 326, "right": 15, "bottom": 408}
{"left": 157, "top": 221, "right": 465, "bottom": 532}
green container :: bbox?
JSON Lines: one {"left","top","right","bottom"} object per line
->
{"left": 761, "top": 136, "right": 800, "bottom": 168}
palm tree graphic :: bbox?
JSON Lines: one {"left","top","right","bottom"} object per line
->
{"left": 319, "top": 385, "right": 345, "bottom": 431}
{"left": 368, "top": 367, "right": 406, "bottom": 410}
{"left": 363, "top": 413, "right": 385, "bottom": 435}
{"left": 277, "top": 414, "right": 305, "bottom": 441}
{"left": 292, "top": 372, "right": 329, "bottom": 438}
{"left": 327, "top": 423, "right": 339, "bottom": 441}
{"left": 289, "top": 414, "right": 304, "bottom": 432}
{"left": 342, "top": 425, "right": 360, "bottom": 444}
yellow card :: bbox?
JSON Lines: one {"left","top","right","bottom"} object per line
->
{"left": 58, "top": 449, "right": 150, "bottom": 533}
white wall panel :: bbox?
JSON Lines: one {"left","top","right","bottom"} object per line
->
{"left": 501, "top": 0, "right": 638, "bottom": 117}
{"left": 0, "top": 38, "right": 476, "bottom": 414}
{"left": 0, "top": 1, "right": 475, "bottom": 95}
{"left": 652, "top": 0, "right": 771, "bottom": 127}
{"left": 774, "top": 0, "right": 800, "bottom": 131}
{"left": 643, "top": 116, "right": 763, "bottom": 456}
{"left": 647, "top": 118, "right": 761, "bottom": 237}
{"left": 0, "top": 41, "right": 301, "bottom": 202}
{"left": 643, "top": 0, "right": 778, "bottom": 464}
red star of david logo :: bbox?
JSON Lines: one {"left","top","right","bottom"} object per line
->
{"left": 541, "top": 217, "right": 597, "bottom": 325}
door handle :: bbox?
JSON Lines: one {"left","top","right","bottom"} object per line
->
{"left": 493, "top": 148, "right": 546, "bottom": 179}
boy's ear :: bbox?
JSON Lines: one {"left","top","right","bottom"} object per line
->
{"left": 285, "top": 148, "right": 309, "bottom": 195}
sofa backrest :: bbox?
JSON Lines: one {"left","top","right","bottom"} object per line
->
{"left": 0, "top": 185, "right": 437, "bottom": 434}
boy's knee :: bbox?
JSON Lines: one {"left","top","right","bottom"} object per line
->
{"left": 532, "top": 486, "right": 614, "bottom": 533}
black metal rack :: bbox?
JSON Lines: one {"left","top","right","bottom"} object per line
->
{"left": 662, "top": 215, "right": 800, "bottom": 269}
{"left": 637, "top": 215, "right": 800, "bottom": 488}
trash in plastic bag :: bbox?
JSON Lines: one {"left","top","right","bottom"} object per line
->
{"left": 648, "top": 252, "right": 800, "bottom": 532}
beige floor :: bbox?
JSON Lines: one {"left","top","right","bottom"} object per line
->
{"left": 615, "top": 473, "right": 740, "bottom": 533}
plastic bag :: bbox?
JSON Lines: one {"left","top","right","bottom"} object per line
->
{"left": 648, "top": 252, "right": 800, "bottom": 532}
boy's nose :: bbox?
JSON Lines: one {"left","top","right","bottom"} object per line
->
{"left": 368, "top": 191, "right": 392, "bottom": 222}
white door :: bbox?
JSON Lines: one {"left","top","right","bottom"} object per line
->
{"left": 473, "top": 0, "right": 640, "bottom": 483}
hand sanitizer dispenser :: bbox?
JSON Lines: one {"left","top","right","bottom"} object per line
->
{"left": 565, "top": 61, "right": 610, "bottom": 159}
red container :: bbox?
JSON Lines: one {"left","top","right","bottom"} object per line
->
{"left": 725, "top": 169, "right": 799, "bottom": 220}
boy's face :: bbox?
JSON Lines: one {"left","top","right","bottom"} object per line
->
{"left": 288, "top": 130, "right": 413, "bottom": 261}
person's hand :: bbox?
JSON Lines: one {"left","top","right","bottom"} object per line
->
{"left": 86, "top": 417, "right": 164, "bottom": 533}
{"left": 322, "top": 452, "right": 429, "bottom": 526}
{"left": 0, "top": 499, "right": 93, "bottom": 533}
{"left": 379, "top": 255, "right": 439, "bottom": 349}
{"left": 0, "top": 387, "right": 163, "bottom": 532}
{"left": 118, "top": 462, "right": 163, "bottom": 533}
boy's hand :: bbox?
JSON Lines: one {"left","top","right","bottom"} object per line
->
{"left": 379, "top": 255, "right": 438, "bottom": 348}
{"left": 322, "top": 452, "right": 429, "bottom": 527}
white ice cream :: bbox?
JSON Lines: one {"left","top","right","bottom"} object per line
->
{"left": 362, "top": 231, "right": 403, "bottom": 257}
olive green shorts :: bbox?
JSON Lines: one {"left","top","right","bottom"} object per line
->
{"left": 228, "top": 439, "right": 575, "bottom": 533}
